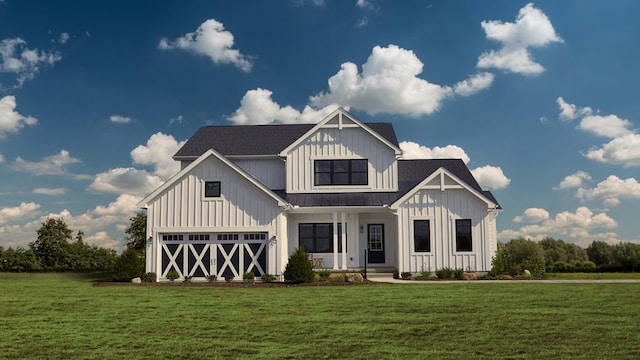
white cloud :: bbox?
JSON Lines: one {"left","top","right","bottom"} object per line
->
{"left": 0, "top": 37, "right": 62, "bottom": 87}
{"left": 585, "top": 133, "right": 640, "bottom": 167}
{"left": 0, "top": 202, "right": 40, "bottom": 225}
{"left": 32, "top": 187, "right": 67, "bottom": 196}
{"left": 229, "top": 88, "right": 339, "bottom": 125}
{"left": 578, "top": 115, "right": 633, "bottom": 138}
{"left": 470, "top": 165, "right": 511, "bottom": 190}
{"left": 557, "top": 171, "right": 591, "bottom": 190}
{"left": 477, "top": 3, "right": 562, "bottom": 75}
{"left": 93, "top": 194, "right": 141, "bottom": 217}
{"left": 513, "top": 208, "right": 549, "bottom": 223}
{"left": 130, "top": 132, "right": 185, "bottom": 179}
{"left": 11, "top": 150, "right": 80, "bottom": 176}
{"left": 399, "top": 141, "right": 470, "bottom": 163}
{"left": 453, "top": 72, "right": 495, "bottom": 96}
{"left": 159, "top": 19, "right": 252, "bottom": 72}
{"left": 169, "top": 115, "right": 184, "bottom": 125}
{"left": 576, "top": 175, "right": 640, "bottom": 207}
{"left": 556, "top": 97, "right": 592, "bottom": 121}
{"left": 58, "top": 33, "right": 70, "bottom": 44}
{"left": 499, "top": 206, "right": 618, "bottom": 245}
{"left": 310, "top": 45, "right": 453, "bottom": 117}
{"left": 83, "top": 231, "right": 119, "bottom": 250}
{"left": 0, "top": 95, "right": 38, "bottom": 138}
{"left": 109, "top": 114, "right": 132, "bottom": 124}
{"left": 356, "top": 0, "right": 373, "bottom": 9}
{"left": 87, "top": 167, "right": 164, "bottom": 196}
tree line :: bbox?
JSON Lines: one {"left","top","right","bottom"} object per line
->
{"left": 492, "top": 237, "right": 640, "bottom": 277}
{"left": 0, "top": 213, "right": 147, "bottom": 281}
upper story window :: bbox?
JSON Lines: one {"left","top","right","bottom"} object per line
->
{"left": 314, "top": 159, "right": 368, "bottom": 186}
{"left": 204, "top": 181, "right": 221, "bottom": 197}
{"left": 455, "top": 219, "right": 472, "bottom": 252}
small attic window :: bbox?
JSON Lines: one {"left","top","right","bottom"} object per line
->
{"left": 204, "top": 181, "right": 221, "bottom": 197}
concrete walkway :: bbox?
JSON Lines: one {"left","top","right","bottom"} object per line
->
{"left": 366, "top": 274, "right": 640, "bottom": 284}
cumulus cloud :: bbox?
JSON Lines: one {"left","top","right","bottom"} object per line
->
{"left": 400, "top": 141, "right": 470, "bottom": 163}
{"left": 32, "top": 187, "right": 67, "bottom": 196}
{"left": 453, "top": 72, "right": 495, "bottom": 96}
{"left": 556, "top": 171, "right": 591, "bottom": 190}
{"left": 310, "top": 45, "right": 454, "bottom": 117}
{"left": 576, "top": 175, "right": 640, "bottom": 207}
{"left": 499, "top": 206, "right": 618, "bottom": 246}
{"left": 159, "top": 19, "right": 252, "bottom": 72}
{"left": 109, "top": 114, "right": 132, "bottom": 124}
{"left": 356, "top": 0, "right": 373, "bottom": 9}
{"left": 470, "top": 165, "right": 511, "bottom": 190}
{"left": 83, "top": 231, "right": 119, "bottom": 250}
{"left": 229, "top": 88, "right": 339, "bottom": 125}
{"left": 88, "top": 167, "right": 164, "bottom": 196}
{"left": 11, "top": 150, "right": 80, "bottom": 176}
{"left": 513, "top": 207, "right": 549, "bottom": 223}
{"left": 556, "top": 97, "right": 592, "bottom": 121}
{"left": 0, "top": 202, "right": 40, "bottom": 225}
{"left": 0, "top": 37, "right": 62, "bottom": 87}
{"left": 58, "top": 33, "right": 70, "bottom": 44}
{"left": 477, "top": 3, "right": 562, "bottom": 75}
{"left": 584, "top": 133, "right": 640, "bottom": 167}
{"left": 130, "top": 132, "right": 185, "bottom": 179}
{"left": 0, "top": 95, "right": 38, "bottom": 139}
{"left": 578, "top": 115, "right": 633, "bottom": 138}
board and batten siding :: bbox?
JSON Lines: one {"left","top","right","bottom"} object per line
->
{"left": 285, "top": 127, "right": 398, "bottom": 193}
{"left": 147, "top": 156, "right": 281, "bottom": 231}
{"left": 232, "top": 158, "right": 286, "bottom": 190}
{"left": 397, "top": 188, "right": 497, "bottom": 272}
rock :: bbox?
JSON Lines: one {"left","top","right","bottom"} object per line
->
{"left": 523, "top": 269, "right": 531, "bottom": 276}
{"left": 131, "top": 277, "right": 142, "bottom": 284}
{"left": 344, "top": 273, "right": 364, "bottom": 283}
{"left": 461, "top": 272, "right": 477, "bottom": 280}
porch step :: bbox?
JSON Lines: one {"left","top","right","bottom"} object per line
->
{"left": 364, "top": 272, "right": 395, "bottom": 279}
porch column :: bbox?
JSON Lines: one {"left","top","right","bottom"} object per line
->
{"left": 277, "top": 212, "right": 288, "bottom": 275}
{"left": 333, "top": 212, "right": 339, "bottom": 270}
{"left": 341, "top": 212, "right": 347, "bottom": 269}
{"left": 394, "top": 211, "right": 403, "bottom": 273}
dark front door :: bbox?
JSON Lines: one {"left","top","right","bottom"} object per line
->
{"left": 367, "top": 224, "right": 385, "bottom": 264}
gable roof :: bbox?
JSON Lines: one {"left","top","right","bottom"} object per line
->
{"left": 393, "top": 159, "right": 501, "bottom": 209}
{"left": 173, "top": 119, "right": 399, "bottom": 159}
{"left": 139, "top": 148, "right": 287, "bottom": 208}
{"left": 278, "top": 108, "right": 401, "bottom": 156}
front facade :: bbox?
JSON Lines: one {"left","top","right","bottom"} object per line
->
{"left": 138, "top": 108, "right": 501, "bottom": 281}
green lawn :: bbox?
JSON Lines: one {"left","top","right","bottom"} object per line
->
{"left": 1, "top": 273, "right": 639, "bottom": 359}
{"left": 546, "top": 272, "right": 640, "bottom": 280}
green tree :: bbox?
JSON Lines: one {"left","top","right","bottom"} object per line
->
{"left": 125, "top": 212, "right": 147, "bottom": 253}
{"left": 491, "top": 238, "right": 546, "bottom": 277}
{"left": 30, "top": 217, "right": 73, "bottom": 271}
{"left": 613, "top": 242, "right": 640, "bottom": 272}
{"left": 539, "top": 237, "right": 588, "bottom": 266}
{"left": 112, "top": 248, "right": 145, "bottom": 281}
{"left": 283, "top": 247, "right": 315, "bottom": 283}
{"left": 586, "top": 241, "right": 614, "bottom": 267}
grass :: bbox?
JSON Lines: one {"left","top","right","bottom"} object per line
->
{"left": 1, "top": 273, "right": 639, "bottom": 359}
{"left": 546, "top": 272, "right": 640, "bottom": 280}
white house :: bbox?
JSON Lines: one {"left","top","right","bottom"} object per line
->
{"left": 138, "top": 108, "right": 501, "bottom": 281}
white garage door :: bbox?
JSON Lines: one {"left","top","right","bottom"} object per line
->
{"left": 160, "top": 233, "right": 268, "bottom": 280}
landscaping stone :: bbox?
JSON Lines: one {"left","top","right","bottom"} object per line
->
{"left": 131, "top": 277, "right": 142, "bottom": 284}
{"left": 344, "top": 273, "right": 364, "bottom": 283}
{"left": 523, "top": 269, "right": 531, "bottom": 276}
{"left": 461, "top": 272, "right": 477, "bottom": 280}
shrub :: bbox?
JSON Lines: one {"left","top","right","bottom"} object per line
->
{"left": 491, "top": 238, "right": 546, "bottom": 277}
{"left": 261, "top": 273, "right": 275, "bottom": 283}
{"left": 414, "top": 271, "right": 432, "bottom": 281}
{"left": 436, "top": 268, "right": 454, "bottom": 280}
{"left": 224, "top": 275, "right": 234, "bottom": 283}
{"left": 111, "top": 248, "right": 145, "bottom": 282}
{"left": 182, "top": 275, "right": 193, "bottom": 283}
{"left": 400, "top": 272, "right": 412, "bottom": 280}
{"left": 549, "top": 261, "right": 574, "bottom": 273}
{"left": 243, "top": 271, "right": 255, "bottom": 283}
{"left": 317, "top": 269, "right": 332, "bottom": 281}
{"left": 142, "top": 272, "right": 156, "bottom": 282}
{"left": 166, "top": 270, "right": 179, "bottom": 282}
{"left": 329, "top": 274, "right": 345, "bottom": 283}
{"left": 283, "top": 247, "right": 315, "bottom": 283}
{"left": 206, "top": 274, "right": 217, "bottom": 282}
{"left": 392, "top": 270, "right": 400, "bottom": 279}
{"left": 454, "top": 268, "right": 464, "bottom": 280}
{"left": 575, "top": 260, "right": 597, "bottom": 272}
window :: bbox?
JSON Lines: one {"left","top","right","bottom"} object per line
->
{"left": 204, "top": 181, "right": 221, "bottom": 197}
{"left": 455, "top": 219, "right": 472, "bottom": 252}
{"left": 162, "top": 234, "right": 183, "bottom": 241}
{"left": 298, "top": 223, "right": 346, "bottom": 253}
{"left": 188, "top": 234, "right": 210, "bottom": 241}
{"left": 314, "top": 159, "right": 368, "bottom": 186}
{"left": 243, "top": 233, "right": 267, "bottom": 241}
{"left": 217, "top": 234, "right": 239, "bottom": 241}
{"left": 414, "top": 220, "right": 431, "bottom": 252}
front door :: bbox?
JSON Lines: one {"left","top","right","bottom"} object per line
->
{"left": 367, "top": 224, "right": 385, "bottom": 264}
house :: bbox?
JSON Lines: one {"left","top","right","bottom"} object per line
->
{"left": 138, "top": 108, "right": 501, "bottom": 281}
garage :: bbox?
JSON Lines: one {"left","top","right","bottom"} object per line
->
{"left": 159, "top": 233, "right": 268, "bottom": 280}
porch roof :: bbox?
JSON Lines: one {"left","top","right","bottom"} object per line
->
{"left": 274, "top": 191, "right": 398, "bottom": 207}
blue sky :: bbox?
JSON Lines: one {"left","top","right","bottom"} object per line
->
{"left": 0, "top": 0, "right": 638, "bottom": 251}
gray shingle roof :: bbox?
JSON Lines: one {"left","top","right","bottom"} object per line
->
{"left": 174, "top": 123, "right": 399, "bottom": 158}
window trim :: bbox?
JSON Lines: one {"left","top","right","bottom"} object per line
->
{"left": 313, "top": 159, "right": 368, "bottom": 186}
{"left": 204, "top": 181, "right": 221, "bottom": 198}
{"left": 412, "top": 218, "right": 433, "bottom": 254}
{"left": 455, "top": 219, "right": 473, "bottom": 252}
{"left": 298, "top": 223, "right": 346, "bottom": 254}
